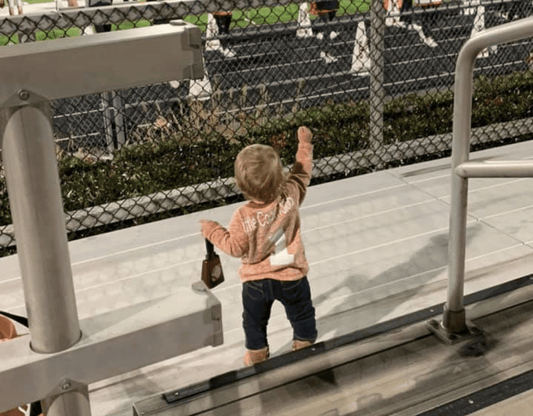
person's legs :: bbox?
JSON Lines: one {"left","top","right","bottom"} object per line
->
{"left": 147, "top": 0, "right": 170, "bottom": 25}
{"left": 312, "top": 12, "right": 327, "bottom": 40}
{"left": 88, "top": 0, "right": 113, "bottom": 32}
{"left": 327, "top": 10, "right": 339, "bottom": 39}
{"left": 212, "top": 13, "right": 235, "bottom": 56}
{"left": 400, "top": 0, "right": 434, "bottom": 39}
{"left": 277, "top": 277, "right": 317, "bottom": 347}
{"left": 242, "top": 280, "right": 274, "bottom": 365}
{"left": 400, "top": 0, "right": 412, "bottom": 25}
{"left": 314, "top": 13, "right": 338, "bottom": 63}
{"left": 214, "top": 14, "right": 232, "bottom": 34}
{"left": 401, "top": 0, "right": 437, "bottom": 47}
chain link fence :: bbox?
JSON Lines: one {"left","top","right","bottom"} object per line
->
{"left": 0, "top": 0, "right": 532, "bottom": 252}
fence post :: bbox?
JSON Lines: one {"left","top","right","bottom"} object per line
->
{"left": 240, "top": 84, "right": 248, "bottom": 110}
{"left": 102, "top": 91, "right": 115, "bottom": 151}
{"left": 211, "top": 74, "right": 223, "bottom": 112}
{"left": 102, "top": 91, "right": 126, "bottom": 151}
{"left": 292, "top": 79, "right": 305, "bottom": 115}
{"left": 256, "top": 83, "right": 269, "bottom": 119}
{"left": 369, "top": 0, "right": 386, "bottom": 155}
{"left": 113, "top": 91, "right": 126, "bottom": 150}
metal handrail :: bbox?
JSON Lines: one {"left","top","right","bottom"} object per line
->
{"left": 430, "top": 16, "right": 533, "bottom": 340}
{"left": 0, "top": 21, "right": 203, "bottom": 415}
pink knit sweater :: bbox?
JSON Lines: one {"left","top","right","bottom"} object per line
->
{"left": 201, "top": 140, "right": 313, "bottom": 282}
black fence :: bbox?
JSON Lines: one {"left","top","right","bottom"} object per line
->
{"left": 0, "top": 0, "right": 532, "bottom": 250}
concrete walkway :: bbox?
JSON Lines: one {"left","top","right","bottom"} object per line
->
{"left": 2, "top": 140, "right": 533, "bottom": 415}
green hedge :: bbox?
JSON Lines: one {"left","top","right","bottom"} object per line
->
{"left": 1, "top": 71, "right": 533, "bottom": 228}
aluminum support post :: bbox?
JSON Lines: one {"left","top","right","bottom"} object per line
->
{"left": 44, "top": 392, "right": 91, "bottom": 416}
{"left": 0, "top": 99, "right": 81, "bottom": 353}
{"left": 41, "top": 381, "right": 91, "bottom": 416}
{"left": 0, "top": 98, "right": 88, "bottom": 416}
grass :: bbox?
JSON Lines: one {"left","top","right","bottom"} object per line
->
{"left": 1, "top": 0, "right": 370, "bottom": 44}
{"left": 184, "top": 1, "right": 370, "bottom": 31}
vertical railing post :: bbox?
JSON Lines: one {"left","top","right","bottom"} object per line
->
{"left": 369, "top": 0, "right": 386, "bottom": 155}
{"left": 0, "top": 96, "right": 90, "bottom": 416}
{"left": 442, "top": 44, "right": 476, "bottom": 334}
{"left": 426, "top": 16, "right": 533, "bottom": 343}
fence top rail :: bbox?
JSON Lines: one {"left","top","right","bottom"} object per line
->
{"left": 0, "top": 0, "right": 505, "bottom": 37}
{"left": 0, "top": 0, "right": 313, "bottom": 36}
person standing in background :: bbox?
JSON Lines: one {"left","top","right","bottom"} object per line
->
{"left": 310, "top": 1, "right": 340, "bottom": 63}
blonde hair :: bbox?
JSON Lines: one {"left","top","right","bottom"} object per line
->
{"left": 235, "top": 144, "right": 286, "bottom": 204}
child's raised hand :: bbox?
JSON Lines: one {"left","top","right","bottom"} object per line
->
{"left": 298, "top": 126, "right": 313, "bottom": 144}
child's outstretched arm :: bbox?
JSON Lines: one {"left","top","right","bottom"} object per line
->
{"left": 289, "top": 126, "right": 314, "bottom": 204}
{"left": 200, "top": 211, "right": 248, "bottom": 258}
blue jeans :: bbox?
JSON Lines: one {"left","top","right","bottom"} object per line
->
{"left": 242, "top": 277, "right": 317, "bottom": 350}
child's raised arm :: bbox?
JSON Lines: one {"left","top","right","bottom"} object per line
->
{"left": 288, "top": 126, "right": 314, "bottom": 204}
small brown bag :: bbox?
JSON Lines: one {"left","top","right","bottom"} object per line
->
{"left": 201, "top": 240, "right": 225, "bottom": 289}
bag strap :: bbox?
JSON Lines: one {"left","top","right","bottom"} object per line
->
{"left": 0, "top": 311, "right": 28, "bottom": 327}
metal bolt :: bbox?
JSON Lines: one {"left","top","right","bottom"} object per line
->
{"left": 174, "top": 392, "right": 180, "bottom": 396}
{"left": 429, "top": 319, "right": 439, "bottom": 328}
{"left": 61, "top": 382, "right": 71, "bottom": 391}
{"left": 18, "top": 90, "right": 30, "bottom": 101}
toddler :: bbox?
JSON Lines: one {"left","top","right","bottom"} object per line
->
{"left": 200, "top": 126, "right": 317, "bottom": 366}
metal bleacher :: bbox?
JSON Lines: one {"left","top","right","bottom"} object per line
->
{"left": 2, "top": 7, "right": 533, "bottom": 416}
{"left": 2, "top": 136, "right": 532, "bottom": 415}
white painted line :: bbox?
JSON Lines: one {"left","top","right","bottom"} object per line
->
{"left": 309, "top": 227, "right": 449, "bottom": 266}
{"left": 71, "top": 232, "right": 202, "bottom": 266}
{"left": 303, "top": 183, "right": 407, "bottom": 210}
{"left": 74, "top": 258, "right": 201, "bottom": 294}
{"left": 306, "top": 198, "right": 437, "bottom": 233}
{"left": 483, "top": 203, "right": 533, "bottom": 220}
{"left": 408, "top": 173, "right": 450, "bottom": 185}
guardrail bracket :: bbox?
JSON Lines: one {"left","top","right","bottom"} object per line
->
{"left": 426, "top": 317, "right": 482, "bottom": 345}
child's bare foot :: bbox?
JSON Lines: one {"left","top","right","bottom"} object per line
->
{"left": 298, "top": 126, "right": 313, "bottom": 144}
